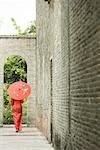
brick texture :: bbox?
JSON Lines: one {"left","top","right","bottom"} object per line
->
{"left": 70, "top": 0, "right": 100, "bottom": 149}
{"left": 36, "top": 0, "right": 100, "bottom": 150}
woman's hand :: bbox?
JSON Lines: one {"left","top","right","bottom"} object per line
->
{"left": 24, "top": 98, "right": 27, "bottom": 102}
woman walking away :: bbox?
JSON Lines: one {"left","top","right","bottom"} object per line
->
{"left": 10, "top": 98, "right": 24, "bottom": 132}
{"left": 7, "top": 81, "right": 31, "bottom": 132}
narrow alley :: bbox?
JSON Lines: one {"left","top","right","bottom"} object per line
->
{"left": 0, "top": 0, "right": 100, "bottom": 150}
{"left": 0, "top": 126, "right": 54, "bottom": 150}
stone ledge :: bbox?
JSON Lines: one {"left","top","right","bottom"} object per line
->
{"left": 0, "top": 35, "right": 36, "bottom": 39}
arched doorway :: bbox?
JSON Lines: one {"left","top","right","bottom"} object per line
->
{"left": 3, "top": 55, "right": 27, "bottom": 125}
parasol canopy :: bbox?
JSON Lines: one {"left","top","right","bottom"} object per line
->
{"left": 7, "top": 81, "right": 31, "bottom": 100}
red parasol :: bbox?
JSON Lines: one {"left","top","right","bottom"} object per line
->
{"left": 7, "top": 81, "right": 31, "bottom": 100}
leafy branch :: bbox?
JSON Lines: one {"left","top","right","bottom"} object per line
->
{"left": 11, "top": 18, "right": 36, "bottom": 36}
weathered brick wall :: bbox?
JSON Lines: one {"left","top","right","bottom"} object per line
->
{"left": 36, "top": 0, "right": 100, "bottom": 150}
{"left": 0, "top": 36, "right": 36, "bottom": 126}
{"left": 70, "top": 0, "right": 100, "bottom": 149}
{"left": 52, "top": 0, "right": 70, "bottom": 149}
{"left": 36, "top": 0, "right": 53, "bottom": 139}
{"left": 36, "top": 0, "right": 70, "bottom": 146}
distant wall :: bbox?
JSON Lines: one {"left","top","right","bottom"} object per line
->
{"left": 0, "top": 36, "right": 36, "bottom": 126}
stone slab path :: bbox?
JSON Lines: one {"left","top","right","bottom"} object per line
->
{"left": 0, "top": 125, "right": 54, "bottom": 150}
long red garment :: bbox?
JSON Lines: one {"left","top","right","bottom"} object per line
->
{"left": 11, "top": 99, "right": 23, "bottom": 132}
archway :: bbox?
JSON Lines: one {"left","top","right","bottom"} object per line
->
{"left": 3, "top": 55, "right": 27, "bottom": 125}
{"left": 0, "top": 36, "right": 36, "bottom": 127}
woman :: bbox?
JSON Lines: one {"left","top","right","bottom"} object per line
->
{"left": 10, "top": 98, "right": 24, "bottom": 132}
{"left": 7, "top": 81, "right": 30, "bottom": 132}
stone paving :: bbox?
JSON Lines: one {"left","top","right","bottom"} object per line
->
{"left": 0, "top": 125, "right": 54, "bottom": 150}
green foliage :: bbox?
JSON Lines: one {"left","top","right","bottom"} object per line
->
{"left": 4, "top": 55, "right": 27, "bottom": 84}
{"left": 3, "top": 103, "right": 14, "bottom": 124}
{"left": 3, "top": 55, "right": 27, "bottom": 124}
{"left": 22, "top": 101, "right": 27, "bottom": 124}
{"left": 11, "top": 18, "right": 36, "bottom": 36}
{"left": 3, "top": 83, "right": 14, "bottom": 124}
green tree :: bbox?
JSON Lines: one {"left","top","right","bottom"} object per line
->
{"left": 4, "top": 55, "right": 27, "bottom": 84}
{"left": 3, "top": 55, "right": 27, "bottom": 124}
{"left": 11, "top": 18, "right": 36, "bottom": 36}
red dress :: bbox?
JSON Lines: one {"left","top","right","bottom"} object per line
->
{"left": 11, "top": 99, "right": 23, "bottom": 132}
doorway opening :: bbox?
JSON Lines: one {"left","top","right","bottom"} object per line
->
{"left": 3, "top": 55, "right": 27, "bottom": 125}
{"left": 50, "top": 58, "right": 53, "bottom": 143}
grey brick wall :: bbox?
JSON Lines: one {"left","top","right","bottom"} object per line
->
{"left": 52, "top": 1, "right": 70, "bottom": 149}
{"left": 70, "top": 0, "right": 100, "bottom": 149}
{"left": 0, "top": 36, "right": 36, "bottom": 126}
{"left": 36, "top": 0, "right": 100, "bottom": 149}
{"left": 36, "top": 0, "right": 52, "bottom": 138}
